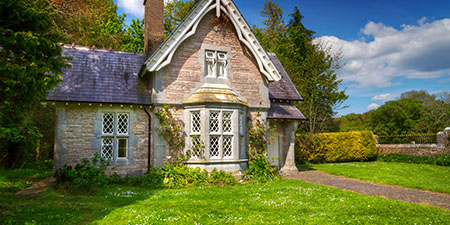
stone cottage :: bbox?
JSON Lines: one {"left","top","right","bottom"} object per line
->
{"left": 47, "top": 0, "right": 305, "bottom": 176}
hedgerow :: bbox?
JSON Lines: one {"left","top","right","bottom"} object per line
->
{"left": 296, "top": 131, "right": 377, "bottom": 163}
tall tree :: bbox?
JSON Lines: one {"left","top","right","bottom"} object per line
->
{"left": 0, "top": 0, "right": 68, "bottom": 167}
{"left": 256, "top": 2, "right": 347, "bottom": 133}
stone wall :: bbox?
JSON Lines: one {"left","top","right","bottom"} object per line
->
{"left": 153, "top": 11, "right": 268, "bottom": 108}
{"left": 376, "top": 128, "right": 450, "bottom": 156}
{"left": 54, "top": 103, "right": 149, "bottom": 175}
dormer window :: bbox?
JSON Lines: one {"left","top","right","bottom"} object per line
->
{"left": 205, "top": 50, "right": 228, "bottom": 78}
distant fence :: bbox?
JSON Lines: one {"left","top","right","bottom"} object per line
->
{"left": 375, "top": 128, "right": 450, "bottom": 157}
{"left": 377, "top": 133, "right": 436, "bottom": 144}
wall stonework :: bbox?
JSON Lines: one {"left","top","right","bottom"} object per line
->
{"left": 156, "top": 11, "right": 268, "bottom": 108}
{"left": 54, "top": 103, "right": 149, "bottom": 175}
{"left": 377, "top": 144, "right": 450, "bottom": 156}
{"left": 376, "top": 128, "right": 450, "bottom": 156}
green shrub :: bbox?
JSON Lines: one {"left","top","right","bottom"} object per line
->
{"left": 378, "top": 154, "right": 450, "bottom": 167}
{"left": 296, "top": 131, "right": 377, "bottom": 163}
{"left": 209, "top": 168, "right": 235, "bottom": 185}
{"left": 55, "top": 153, "right": 109, "bottom": 193}
{"left": 243, "top": 151, "right": 279, "bottom": 182}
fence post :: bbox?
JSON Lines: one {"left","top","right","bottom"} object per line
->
{"left": 373, "top": 135, "right": 379, "bottom": 144}
{"left": 437, "top": 127, "right": 450, "bottom": 148}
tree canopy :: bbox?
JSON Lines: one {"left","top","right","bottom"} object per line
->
{"left": 0, "top": 0, "right": 68, "bottom": 167}
{"left": 255, "top": 1, "right": 347, "bottom": 133}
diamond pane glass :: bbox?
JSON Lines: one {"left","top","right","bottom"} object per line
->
{"left": 223, "top": 112, "right": 232, "bottom": 132}
{"left": 223, "top": 136, "right": 232, "bottom": 157}
{"left": 190, "top": 136, "right": 203, "bottom": 159}
{"left": 102, "top": 113, "right": 114, "bottom": 135}
{"left": 191, "top": 111, "right": 201, "bottom": 133}
{"left": 210, "top": 111, "right": 219, "bottom": 132}
{"left": 101, "top": 138, "right": 113, "bottom": 160}
{"left": 210, "top": 136, "right": 219, "bottom": 157}
{"left": 117, "top": 113, "right": 129, "bottom": 135}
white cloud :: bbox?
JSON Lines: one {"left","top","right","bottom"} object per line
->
{"left": 367, "top": 103, "right": 380, "bottom": 110}
{"left": 118, "top": 0, "right": 145, "bottom": 18}
{"left": 315, "top": 18, "right": 450, "bottom": 89}
{"left": 372, "top": 93, "right": 394, "bottom": 102}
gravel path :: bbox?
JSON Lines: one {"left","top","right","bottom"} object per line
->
{"left": 284, "top": 169, "right": 450, "bottom": 210}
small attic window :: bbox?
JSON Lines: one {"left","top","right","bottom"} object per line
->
{"left": 204, "top": 50, "right": 228, "bottom": 78}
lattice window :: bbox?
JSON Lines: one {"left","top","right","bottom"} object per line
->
{"left": 223, "top": 112, "right": 232, "bottom": 133}
{"left": 117, "top": 113, "right": 129, "bottom": 135}
{"left": 210, "top": 136, "right": 220, "bottom": 158}
{"left": 102, "top": 113, "right": 114, "bottom": 135}
{"left": 223, "top": 136, "right": 232, "bottom": 157}
{"left": 101, "top": 112, "right": 129, "bottom": 161}
{"left": 210, "top": 111, "right": 219, "bottom": 132}
{"left": 190, "top": 136, "right": 204, "bottom": 159}
{"left": 101, "top": 138, "right": 113, "bottom": 160}
{"left": 191, "top": 111, "right": 201, "bottom": 133}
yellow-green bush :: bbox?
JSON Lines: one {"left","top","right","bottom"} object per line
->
{"left": 296, "top": 131, "right": 377, "bottom": 163}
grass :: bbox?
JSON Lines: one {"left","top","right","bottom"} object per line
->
{"left": 0, "top": 167, "right": 52, "bottom": 193}
{"left": 301, "top": 161, "right": 450, "bottom": 194}
{"left": 1, "top": 177, "right": 450, "bottom": 224}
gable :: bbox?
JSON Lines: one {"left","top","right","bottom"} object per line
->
{"left": 144, "top": 0, "right": 282, "bottom": 82}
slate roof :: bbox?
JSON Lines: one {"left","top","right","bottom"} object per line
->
{"left": 268, "top": 53, "right": 303, "bottom": 101}
{"left": 47, "top": 45, "right": 151, "bottom": 105}
{"left": 268, "top": 102, "right": 306, "bottom": 120}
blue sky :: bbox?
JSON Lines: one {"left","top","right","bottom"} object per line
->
{"left": 116, "top": 0, "right": 450, "bottom": 115}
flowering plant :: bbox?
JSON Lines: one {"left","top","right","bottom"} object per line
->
{"left": 154, "top": 105, "right": 185, "bottom": 153}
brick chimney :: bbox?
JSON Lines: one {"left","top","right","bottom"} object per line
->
{"left": 143, "top": 0, "right": 164, "bottom": 59}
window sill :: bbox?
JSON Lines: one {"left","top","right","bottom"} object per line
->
{"left": 185, "top": 159, "right": 248, "bottom": 164}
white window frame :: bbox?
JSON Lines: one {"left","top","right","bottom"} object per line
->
{"left": 101, "top": 112, "right": 129, "bottom": 160}
{"left": 185, "top": 108, "right": 245, "bottom": 161}
{"left": 204, "top": 50, "right": 228, "bottom": 78}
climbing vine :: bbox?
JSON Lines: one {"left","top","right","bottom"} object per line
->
{"left": 244, "top": 105, "right": 280, "bottom": 182}
{"left": 154, "top": 105, "right": 185, "bottom": 153}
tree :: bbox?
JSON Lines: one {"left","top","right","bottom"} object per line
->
{"left": 368, "top": 98, "right": 424, "bottom": 135}
{"left": 122, "top": 18, "right": 144, "bottom": 52}
{"left": 0, "top": 0, "right": 68, "bottom": 167}
{"left": 50, "top": 0, "right": 127, "bottom": 49}
{"left": 255, "top": 2, "right": 347, "bottom": 133}
{"left": 400, "top": 90, "right": 435, "bottom": 106}
{"left": 164, "top": 0, "right": 199, "bottom": 38}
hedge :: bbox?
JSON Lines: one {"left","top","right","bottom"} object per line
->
{"left": 296, "top": 131, "right": 377, "bottom": 163}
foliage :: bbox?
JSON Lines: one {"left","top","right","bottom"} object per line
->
{"left": 51, "top": 0, "right": 127, "bottom": 49}
{"left": 55, "top": 153, "right": 109, "bottom": 193}
{"left": 255, "top": 2, "right": 347, "bottom": 133}
{"left": 368, "top": 98, "right": 424, "bottom": 135}
{"left": 154, "top": 105, "right": 185, "bottom": 158}
{"left": 377, "top": 133, "right": 436, "bottom": 144}
{"left": 121, "top": 18, "right": 145, "bottom": 52}
{"left": 334, "top": 112, "right": 371, "bottom": 132}
{"left": 0, "top": 0, "right": 68, "bottom": 168}
{"left": 336, "top": 90, "right": 450, "bottom": 134}
{"left": 296, "top": 131, "right": 377, "bottom": 163}
{"left": 163, "top": 0, "right": 199, "bottom": 37}
{"left": 378, "top": 154, "right": 450, "bottom": 167}
{"left": 306, "top": 161, "right": 450, "bottom": 194}
{"left": 3, "top": 179, "right": 450, "bottom": 224}
{"left": 244, "top": 111, "right": 279, "bottom": 182}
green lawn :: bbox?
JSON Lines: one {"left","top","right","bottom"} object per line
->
{"left": 0, "top": 168, "right": 52, "bottom": 193}
{"left": 301, "top": 161, "right": 450, "bottom": 194}
{"left": 1, "top": 177, "right": 449, "bottom": 224}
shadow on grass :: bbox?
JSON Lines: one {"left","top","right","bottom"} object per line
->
{"left": 296, "top": 163, "right": 317, "bottom": 172}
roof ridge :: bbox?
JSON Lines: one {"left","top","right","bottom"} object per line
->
{"left": 61, "top": 44, "right": 144, "bottom": 55}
